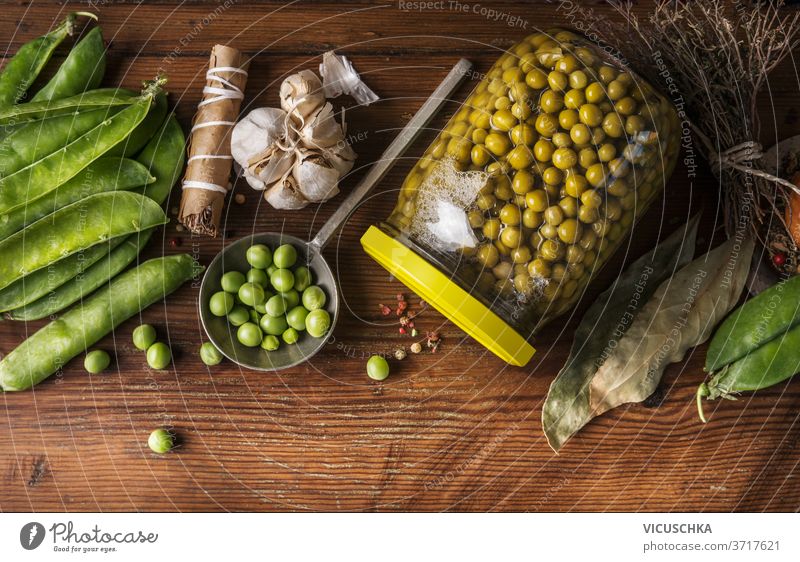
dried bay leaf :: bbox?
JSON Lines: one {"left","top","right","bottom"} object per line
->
{"left": 588, "top": 236, "right": 754, "bottom": 417}
{"left": 543, "top": 215, "right": 700, "bottom": 452}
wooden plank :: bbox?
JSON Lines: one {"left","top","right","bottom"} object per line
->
{"left": 1, "top": 1, "right": 799, "bottom": 513}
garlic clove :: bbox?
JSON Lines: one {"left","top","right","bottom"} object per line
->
{"left": 293, "top": 150, "right": 341, "bottom": 202}
{"left": 297, "top": 102, "right": 346, "bottom": 149}
{"left": 265, "top": 175, "right": 309, "bottom": 210}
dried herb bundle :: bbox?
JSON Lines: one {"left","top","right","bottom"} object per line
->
{"left": 590, "top": 0, "right": 800, "bottom": 240}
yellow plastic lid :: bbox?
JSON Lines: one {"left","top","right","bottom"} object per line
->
{"left": 360, "top": 225, "right": 535, "bottom": 366}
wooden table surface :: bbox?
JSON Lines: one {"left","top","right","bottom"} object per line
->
{"left": 1, "top": 0, "right": 799, "bottom": 513}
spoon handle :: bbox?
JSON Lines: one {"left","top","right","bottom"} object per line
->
{"left": 309, "top": 58, "right": 473, "bottom": 253}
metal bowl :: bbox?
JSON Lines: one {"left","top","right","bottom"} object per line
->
{"left": 198, "top": 233, "right": 339, "bottom": 371}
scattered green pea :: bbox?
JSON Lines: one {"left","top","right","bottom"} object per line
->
{"left": 302, "top": 285, "right": 327, "bottom": 310}
{"left": 305, "top": 309, "right": 331, "bottom": 338}
{"left": 293, "top": 266, "right": 312, "bottom": 292}
{"left": 246, "top": 244, "right": 272, "bottom": 269}
{"left": 265, "top": 294, "right": 288, "bottom": 317}
{"left": 227, "top": 305, "right": 249, "bottom": 326}
{"left": 237, "top": 282, "right": 265, "bottom": 307}
{"left": 270, "top": 268, "right": 295, "bottom": 293}
{"left": 146, "top": 342, "right": 172, "bottom": 370}
{"left": 286, "top": 306, "right": 309, "bottom": 331}
{"left": 84, "top": 349, "right": 111, "bottom": 374}
{"left": 209, "top": 291, "right": 234, "bottom": 316}
{"left": 132, "top": 324, "right": 156, "bottom": 351}
{"left": 220, "top": 270, "right": 246, "bottom": 293}
{"left": 366, "top": 355, "right": 390, "bottom": 381}
{"left": 237, "top": 322, "right": 262, "bottom": 347}
{"left": 261, "top": 335, "right": 280, "bottom": 351}
{"left": 199, "top": 342, "right": 223, "bottom": 366}
{"left": 247, "top": 268, "right": 268, "bottom": 288}
{"left": 148, "top": 428, "right": 174, "bottom": 454}
{"left": 273, "top": 244, "right": 298, "bottom": 268}
{"left": 282, "top": 327, "right": 300, "bottom": 344}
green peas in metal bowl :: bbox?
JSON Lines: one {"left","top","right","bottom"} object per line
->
{"left": 199, "top": 236, "right": 338, "bottom": 371}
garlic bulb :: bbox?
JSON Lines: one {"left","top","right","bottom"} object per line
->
{"left": 293, "top": 149, "right": 341, "bottom": 202}
{"left": 231, "top": 107, "right": 290, "bottom": 165}
{"left": 279, "top": 70, "right": 326, "bottom": 124}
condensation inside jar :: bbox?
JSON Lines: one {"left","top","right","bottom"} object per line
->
{"left": 386, "top": 28, "right": 680, "bottom": 334}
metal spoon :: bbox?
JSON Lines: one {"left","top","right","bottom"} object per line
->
{"left": 199, "top": 59, "right": 473, "bottom": 370}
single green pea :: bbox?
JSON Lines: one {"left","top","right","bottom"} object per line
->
{"left": 132, "top": 324, "right": 157, "bottom": 351}
{"left": 84, "top": 349, "right": 111, "bottom": 374}
{"left": 237, "top": 282, "right": 265, "bottom": 307}
{"left": 254, "top": 300, "right": 268, "bottom": 314}
{"left": 261, "top": 335, "right": 280, "bottom": 351}
{"left": 266, "top": 264, "right": 278, "bottom": 276}
{"left": 246, "top": 244, "right": 272, "bottom": 269}
{"left": 293, "top": 266, "right": 312, "bottom": 292}
{"left": 209, "top": 291, "right": 235, "bottom": 316}
{"left": 148, "top": 428, "right": 174, "bottom": 454}
{"left": 199, "top": 342, "right": 223, "bottom": 366}
{"left": 260, "top": 314, "right": 288, "bottom": 336}
{"left": 265, "top": 294, "right": 289, "bottom": 317}
{"left": 302, "top": 285, "right": 327, "bottom": 311}
{"left": 247, "top": 268, "right": 269, "bottom": 288}
{"left": 146, "top": 342, "right": 172, "bottom": 370}
{"left": 270, "top": 268, "right": 295, "bottom": 293}
{"left": 282, "top": 327, "right": 300, "bottom": 345}
{"left": 249, "top": 309, "right": 260, "bottom": 324}
{"left": 220, "top": 270, "right": 246, "bottom": 293}
{"left": 281, "top": 289, "right": 300, "bottom": 310}
{"left": 286, "top": 306, "right": 309, "bottom": 331}
{"left": 237, "top": 322, "right": 263, "bottom": 347}
{"left": 273, "top": 244, "right": 298, "bottom": 268}
{"left": 227, "top": 305, "right": 249, "bottom": 327}
{"left": 366, "top": 355, "right": 390, "bottom": 381}
{"left": 305, "top": 309, "right": 331, "bottom": 338}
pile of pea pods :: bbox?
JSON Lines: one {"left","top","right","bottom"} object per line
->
{"left": 698, "top": 276, "right": 800, "bottom": 422}
{"left": 0, "top": 12, "right": 201, "bottom": 391}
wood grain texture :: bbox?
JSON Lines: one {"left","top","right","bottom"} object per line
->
{"left": 1, "top": 0, "right": 799, "bottom": 512}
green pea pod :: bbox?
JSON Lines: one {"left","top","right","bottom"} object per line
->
{"left": 0, "top": 191, "right": 167, "bottom": 292}
{"left": 7, "top": 232, "right": 152, "bottom": 322}
{"left": 0, "top": 88, "right": 135, "bottom": 127}
{"left": 0, "top": 157, "right": 154, "bottom": 241}
{"left": 0, "top": 106, "right": 124, "bottom": 177}
{"left": 6, "top": 115, "right": 186, "bottom": 321}
{"left": 0, "top": 80, "right": 161, "bottom": 214}
{"left": 106, "top": 92, "right": 168, "bottom": 158}
{"left": 0, "top": 12, "right": 94, "bottom": 106}
{"left": 0, "top": 254, "right": 202, "bottom": 391}
{"left": 705, "top": 276, "right": 800, "bottom": 372}
{"left": 31, "top": 26, "right": 106, "bottom": 102}
{"left": 136, "top": 114, "right": 186, "bottom": 204}
{"left": 697, "top": 322, "right": 800, "bottom": 422}
{"left": 0, "top": 236, "right": 128, "bottom": 312}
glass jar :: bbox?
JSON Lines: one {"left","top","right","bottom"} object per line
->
{"left": 361, "top": 29, "right": 680, "bottom": 365}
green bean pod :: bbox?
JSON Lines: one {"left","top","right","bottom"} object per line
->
{"left": 31, "top": 26, "right": 106, "bottom": 103}
{"left": 705, "top": 276, "right": 800, "bottom": 372}
{"left": 6, "top": 115, "right": 186, "bottom": 321}
{"left": 0, "top": 191, "right": 167, "bottom": 291}
{"left": 0, "top": 236, "right": 127, "bottom": 311}
{"left": 0, "top": 157, "right": 154, "bottom": 241}
{"left": 107, "top": 92, "right": 168, "bottom": 158}
{"left": 0, "top": 81, "right": 160, "bottom": 214}
{"left": 697, "top": 322, "right": 800, "bottom": 422}
{"left": 0, "top": 12, "right": 93, "bottom": 106}
{"left": 0, "top": 88, "right": 135, "bottom": 127}
{"left": 0, "top": 106, "right": 124, "bottom": 177}
{"left": 0, "top": 254, "right": 202, "bottom": 391}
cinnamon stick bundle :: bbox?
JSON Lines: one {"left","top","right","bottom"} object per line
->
{"left": 178, "top": 44, "right": 249, "bottom": 237}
